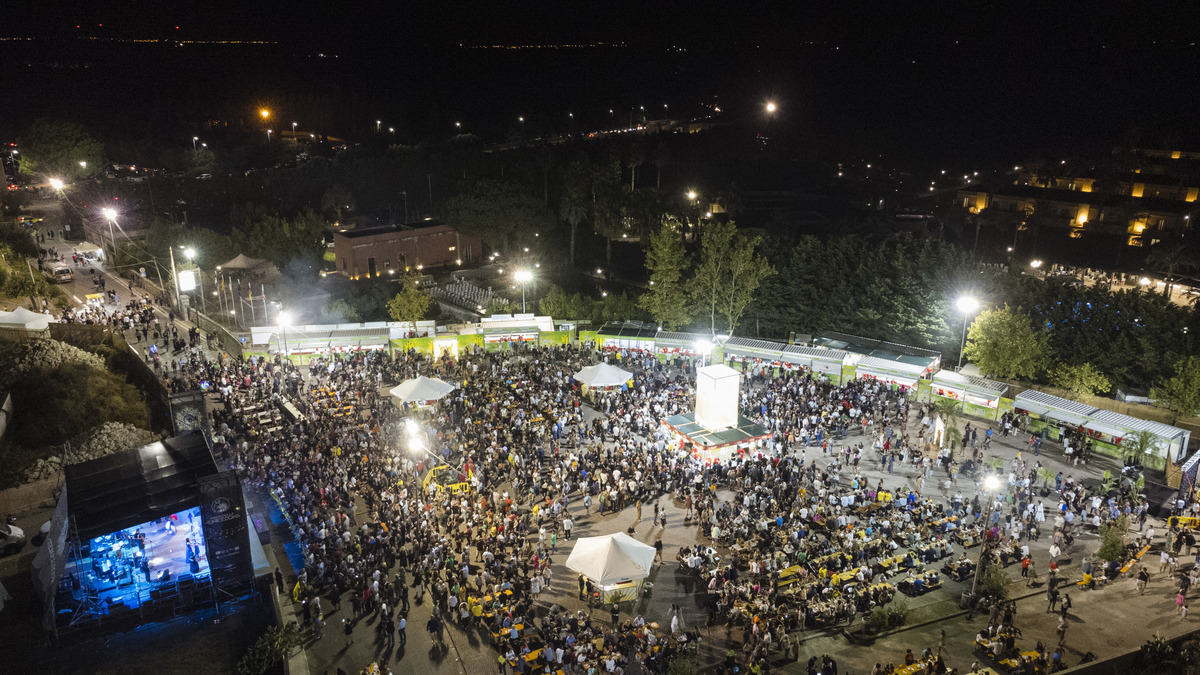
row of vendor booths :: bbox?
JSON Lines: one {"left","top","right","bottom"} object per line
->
{"left": 1011, "top": 389, "right": 1190, "bottom": 469}
{"left": 591, "top": 326, "right": 1192, "bottom": 471}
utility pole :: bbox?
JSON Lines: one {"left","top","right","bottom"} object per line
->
{"left": 168, "top": 246, "right": 181, "bottom": 312}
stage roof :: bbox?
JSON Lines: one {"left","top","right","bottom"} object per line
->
{"left": 65, "top": 432, "right": 220, "bottom": 542}
{"left": 663, "top": 413, "right": 771, "bottom": 448}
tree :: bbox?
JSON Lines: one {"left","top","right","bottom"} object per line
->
{"left": 559, "top": 167, "right": 590, "bottom": 265}
{"left": 17, "top": 119, "right": 104, "bottom": 180}
{"left": 963, "top": 305, "right": 1050, "bottom": 380}
{"left": 232, "top": 207, "right": 327, "bottom": 273}
{"left": 690, "top": 221, "right": 774, "bottom": 336}
{"left": 1097, "top": 515, "right": 1130, "bottom": 562}
{"left": 538, "top": 285, "right": 595, "bottom": 322}
{"left": 976, "top": 563, "right": 1012, "bottom": 603}
{"left": 1145, "top": 243, "right": 1199, "bottom": 297}
{"left": 237, "top": 622, "right": 304, "bottom": 675}
{"left": 319, "top": 185, "right": 357, "bottom": 224}
{"left": 639, "top": 223, "right": 691, "bottom": 330}
{"left": 441, "top": 179, "right": 552, "bottom": 251}
{"left": 1050, "top": 362, "right": 1111, "bottom": 398}
{"left": 718, "top": 226, "right": 775, "bottom": 336}
{"left": 386, "top": 269, "right": 432, "bottom": 326}
{"left": 1118, "top": 430, "right": 1163, "bottom": 465}
{"left": 1152, "top": 356, "right": 1200, "bottom": 420}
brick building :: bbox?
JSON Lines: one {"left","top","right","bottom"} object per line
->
{"left": 332, "top": 220, "right": 482, "bottom": 279}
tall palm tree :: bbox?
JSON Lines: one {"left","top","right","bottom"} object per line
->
{"left": 626, "top": 143, "right": 645, "bottom": 191}
{"left": 1145, "top": 242, "right": 1199, "bottom": 298}
{"left": 559, "top": 178, "right": 589, "bottom": 265}
{"left": 652, "top": 143, "right": 670, "bottom": 190}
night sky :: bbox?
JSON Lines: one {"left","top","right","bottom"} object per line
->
{"left": 3, "top": 2, "right": 1200, "bottom": 165}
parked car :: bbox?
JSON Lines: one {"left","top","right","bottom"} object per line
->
{"left": 43, "top": 264, "right": 74, "bottom": 283}
{"left": 0, "top": 523, "right": 26, "bottom": 555}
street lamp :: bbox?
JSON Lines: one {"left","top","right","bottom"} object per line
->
{"left": 260, "top": 109, "right": 270, "bottom": 120}
{"left": 184, "top": 247, "right": 206, "bottom": 312}
{"left": 79, "top": 161, "right": 87, "bottom": 169}
{"left": 49, "top": 178, "right": 64, "bottom": 191}
{"left": 277, "top": 309, "right": 291, "bottom": 358}
{"left": 694, "top": 339, "right": 714, "bottom": 367}
{"left": 956, "top": 295, "right": 980, "bottom": 369}
{"left": 766, "top": 101, "right": 778, "bottom": 113}
{"left": 514, "top": 269, "right": 533, "bottom": 313}
{"left": 969, "top": 475, "right": 1003, "bottom": 603}
{"left": 266, "top": 129, "right": 273, "bottom": 143}
{"left": 686, "top": 190, "right": 698, "bottom": 201}
{"left": 292, "top": 122, "right": 297, "bottom": 140}
{"left": 102, "top": 208, "right": 119, "bottom": 261}
{"left": 192, "top": 136, "right": 199, "bottom": 151}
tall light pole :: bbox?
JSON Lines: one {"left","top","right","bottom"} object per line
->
{"left": 192, "top": 136, "right": 199, "bottom": 151}
{"left": 184, "top": 247, "right": 204, "bottom": 313}
{"left": 956, "top": 295, "right": 980, "bottom": 369}
{"left": 514, "top": 269, "right": 533, "bottom": 313}
{"left": 277, "top": 309, "right": 291, "bottom": 359}
{"left": 266, "top": 129, "right": 273, "bottom": 143}
{"left": 292, "top": 122, "right": 297, "bottom": 141}
{"left": 102, "top": 208, "right": 119, "bottom": 262}
{"left": 168, "top": 245, "right": 181, "bottom": 312}
{"left": 969, "top": 475, "right": 1003, "bottom": 602}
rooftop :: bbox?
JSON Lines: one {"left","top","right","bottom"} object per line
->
{"left": 334, "top": 218, "right": 449, "bottom": 239}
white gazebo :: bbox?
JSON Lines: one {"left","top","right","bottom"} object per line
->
{"left": 573, "top": 363, "right": 633, "bottom": 390}
{"left": 565, "top": 533, "right": 656, "bottom": 603}
{"left": 389, "top": 376, "right": 455, "bottom": 405}
{"left": 0, "top": 307, "right": 52, "bottom": 333}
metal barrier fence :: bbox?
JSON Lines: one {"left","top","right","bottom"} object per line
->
{"left": 191, "top": 309, "right": 247, "bottom": 359}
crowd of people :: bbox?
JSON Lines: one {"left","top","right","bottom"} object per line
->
{"left": 45, "top": 278, "right": 1160, "bottom": 674}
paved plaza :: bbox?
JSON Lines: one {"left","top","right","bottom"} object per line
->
{"left": 252, "top": 377, "right": 1187, "bottom": 675}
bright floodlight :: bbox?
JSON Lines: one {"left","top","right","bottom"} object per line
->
{"left": 102, "top": 208, "right": 117, "bottom": 221}
{"left": 694, "top": 339, "right": 714, "bottom": 355}
{"left": 183, "top": 247, "right": 196, "bottom": 260}
{"left": 49, "top": 178, "right": 64, "bottom": 191}
{"left": 1029, "top": 259, "right": 1043, "bottom": 268}
{"left": 1140, "top": 277, "right": 1152, "bottom": 286}
{"left": 956, "top": 296, "right": 980, "bottom": 314}
{"left": 260, "top": 109, "right": 270, "bottom": 119}
{"left": 765, "top": 101, "right": 777, "bottom": 113}
{"left": 686, "top": 190, "right": 698, "bottom": 200}
{"left": 514, "top": 269, "right": 533, "bottom": 283}
{"left": 984, "top": 475, "right": 1001, "bottom": 492}
{"left": 278, "top": 310, "right": 291, "bottom": 326}
{"left": 79, "top": 161, "right": 87, "bottom": 168}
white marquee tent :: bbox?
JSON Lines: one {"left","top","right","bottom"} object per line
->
{"left": 389, "top": 376, "right": 455, "bottom": 404}
{"left": 0, "top": 307, "right": 52, "bottom": 331}
{"left": 573, "top": 363, "right": 633, "bottom": 390}
{"left": 565, "top": 532, "right": 656, "bottom": 586}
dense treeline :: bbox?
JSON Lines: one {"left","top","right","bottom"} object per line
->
{"left": 746, "top": 233, "right": 1198, "bottom": 390}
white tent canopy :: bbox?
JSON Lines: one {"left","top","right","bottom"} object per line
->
{"left": 218, "top": 253, "right": 271, "bottom": 271}
{"left": 565, "top": 533, "right": 656, "bottom": 586}
{"left": 0, "top": 306, "right": 51, "bottom": 331}
{"left": 573, "top": 363, "right": 633, "bottom": 389}
{"left": 389, "top": 376, "right": 455, "bottom": 403}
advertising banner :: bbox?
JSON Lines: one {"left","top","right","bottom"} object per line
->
{"left": 198, "top": 472, "right": 253, "bottom": 587}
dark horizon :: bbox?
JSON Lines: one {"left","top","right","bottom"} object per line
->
{"left": 3, "top": 3, "right": 1200, "bottom": 168}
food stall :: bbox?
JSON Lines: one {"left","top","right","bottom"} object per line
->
{"left": 928, "top": 370, "right": 1009, "bottom": 419}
